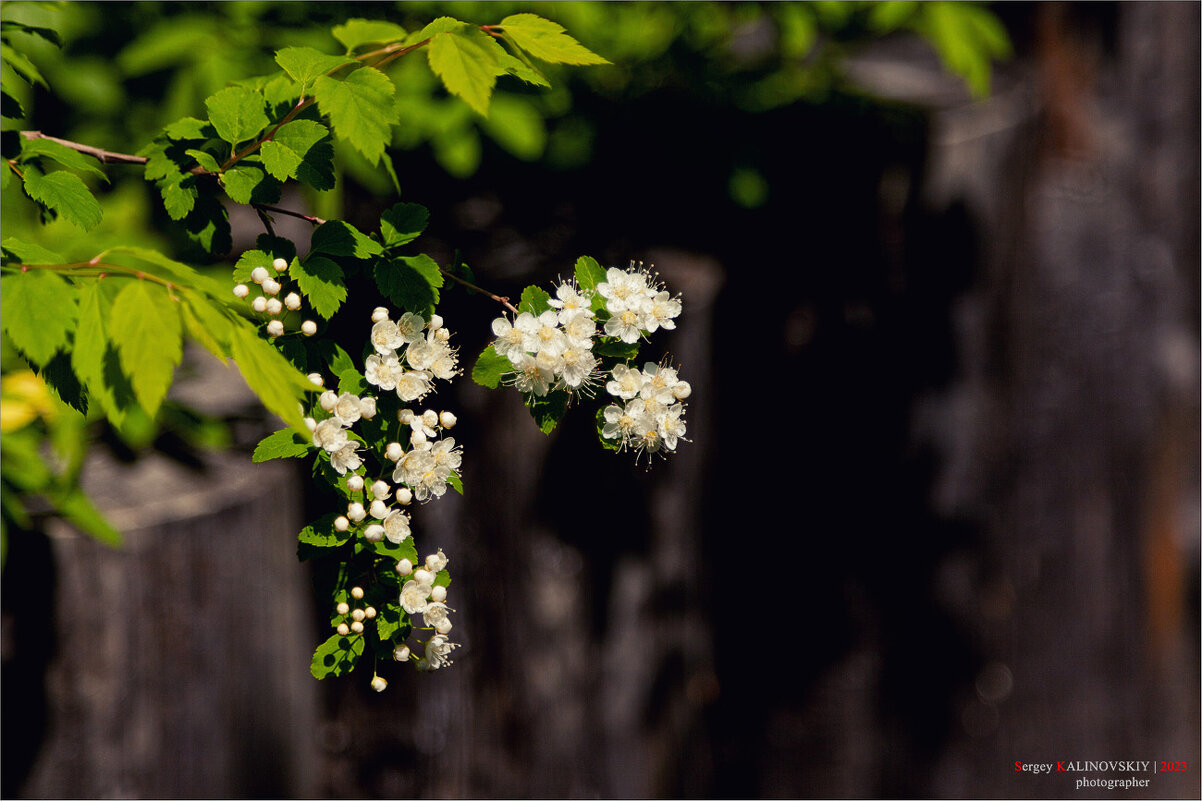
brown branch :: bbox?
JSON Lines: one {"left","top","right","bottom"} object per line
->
{"left": 252, "top": 203, "right": 326, "bottom": 226}
{"left": 20, "top": 131, "right": 148, "bottom": 165}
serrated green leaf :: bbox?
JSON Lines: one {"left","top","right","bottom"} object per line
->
{"left": 18, "top": 138, "right": 108, "bottom": 182}
{"left": 1, "top": 237, "right": 63, "bottom": 265}
{"left": 320, "top": 342, "right": 366, "bottom": 396}
{"left": 72, "top": 281, "right": 117, "bottom": 412}
{"left": 298, "top": 512, "right": 350, "bottom": 548}
{"left": 378, "top": 202, "right": 428, "bottom": 249}
{"left": 310, "top": 220, "right": 382, "bottom": 260}
{"left": 499, "top": 14, "right": 610, "bottom": 66}
{"left": 313, "top": 65, "right": 395, "bottom": 165}
{"left": 220, "top": 162, "right": 281, "bottom": 205}
{"left": 471, "top": 345, "right": 509, "bottom": 389}
{"left": 293, "top": 254, "right": 347, "bottom": 319}
{"left": 373, "top": 254, "right": 442, "bottom": 318}
{"left": 109, "top": 280, "right": 182, "bottom": 417}
{"left": 205, "top": 86, "right": 269, "bottom": 147}
{"left": 413, "top": 17, "right": 466, "bottom": 41}
{"left": 157, "top": 172, "right": 197, "bottom": 220}
{"left": 180, "top": 295, "right": 232, "bottom": 362}
{"left": 259, "top": 119, "right": 331, "bottom": 183}
{"left": 1, "top": 42, "right": 46, "bottom": 86}
{"left": 374, "top": 600, "right": 407, "bottom": 642}
{"left": 275, "top": 46, "right": 356, "bottom": 88}
{"left": 22, "top": 169, "right": 102, "bottom": 230}
{"left": 574, "top": 255, "right": 606, "bottom": 291}
{"left": 1, "top": 21, "right": 63, "bottom": 48}
{"left": 0, "top": 270, "right": 77, "bottom": 367}
{"left": 101, "top": 245, "right": 229, "bottom": 297}
{"left": 496, "top": 51, "right": 550, "bottom": 88}
{"left": 332, "top": 19, "right": 409, "bottom": 53}
{"left": 447, "top": 470, "right": 463, "bottom": 495}
{"left": 182, "top": 194, "right": 232, "bottom": 257}
{"left": 253, "top": 428, "right": 312, "bottom": 462}
{"left": 1, "top": 88, "right": 25, "bottom": 119}
{"left": 527, "top": 388, "right": 569, "bottom": 434}
{"left": 229, "top": 323, "right": 313, "bottom": 435}
{"left": 426, "top": 24, "right": 506, "bottom": 116}
{"left": 519, "top": 285, "right": 551, "bottom": 315}
{"left": 233, "top": 249, "right": 271, "bottom": 283}
{"left": 184, "top": 147, "right": 221, "bottom": 173}
{"left": 163, "top": 116, "right": 213, "bottom": 141}
{"left": 310, "top": 633, "right": 364, "bottom": 678}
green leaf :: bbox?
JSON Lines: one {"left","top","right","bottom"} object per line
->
{"left": 593, "top": 339, "right": 641, "bottom": 360}
{"left": 310, "top": 220, "right": 382, "bottom": 260}
{"left": 22, "top": 169, "right": 102, "bottom": 230}
{"left": 374, "top": 600, "right": 407, "bottom": 642}
{"left": 229, "top": 323, "right": 314, "bottom": 436}
{"left": 426, "top": 24, "right": 507, "bottom": 116}
{"left": 253, "top": 428, "right": 312, "bottom": 462}
{"left": 332, "top": 19, "right": 408, "bottom": 52}
{"left": 180, "top": 295, "right": 233, "bottom": 363}
{"left": 220, "top": 162, "right": 281, "bottom": 205}
{"left": 52, "top": 488, "right": 122, "bottom": 547}
{"left": 496, "top": 51, "right": 550, "bottom": 88}
{"left": 378, "top": 202, "right": 429, "bottom": 249}
{"left": 0, "top": 270, "right": 77, "bottom": 367}
{"left": 1, "top": 237, "right": 64, "bottom": 265}
{"left": 259, "top": 119, "right": 333, "bottom": 186}
{"left": 184, "top": 147, "right": 221, "bottom": 173}
{"left": 447, "top": 470, "right": 463, "bottom": 495}
{"left": 293, "top": 254, "right": 347, "bottom": 320}
{"left": 309, "top": 633, "right": 364, "bottom": 679}
{"left": 574, "top": 255, "right": 606, "bottom": 291}
{"left": 471, "top": 345, "right": 510, "bottom": 389}
{"left": 1, "top": 42, "right": 46, "bottom": 86}
{"left": 182, "top": 194, "right": 232, "bottom": 257}
{"left": 481, "top": 95, "right": 546, "bottom": 159}
{"left": 233, "top": 249, "right": 271, "bottom": 283}
{"left": 313, "top": 65, "right": 396, "bottom": 165}
{"left": 519, "top": 285, "right": 551, "bottom": 315}
{"left": 18, "top": 138, "right": 108, "bottom": 182}
{"left": 275, "top": 46, "right": 356, "bottom": 88}
{"left": 321, "top": 342, "right": 366, "bottom": 396}
{"left": 157, "top": 173, "right": 197, "bottom": 220}
{"left": 204, "top": 86, "right": 269, "bottom": 147}
{"left": 71, "top": 281, "right": 121, "bottom": 416}
{"left": 0, "top": 21, "right": 63, "bottom": 48}
{"left": 163, "top": 116, "right": 214, "bottom": 141}
{"left": 499, "top": 14, "right": 610, "bottom": 66}
{"left": 298, "top": 512, "right": 350, "bottom": 549}
{"left": 527, "top": 388, "right": 569, "bottom": 434}
{"left": 1, "top": 88, "right": 25, "bottom": 119}
{"left": 109, "top": 280, "right": 182, "bottom": 417}
{"left": 373, "top": 254, "right": 442, "bottom": 318}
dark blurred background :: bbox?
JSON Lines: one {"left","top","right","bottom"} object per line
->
{"left": 2, "top": 2, "right": 1198, "bottom": 798}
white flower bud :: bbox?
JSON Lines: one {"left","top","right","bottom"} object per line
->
{"left": 350, "top": 586, "right": 365, "bottom": 600}
{"left": 428, "top": 314, "right": 443, "bottom": 331}
{"left": 413, "top": 568, "right": 433, "bottom": 586}
{"left": 396, "top": 558, "right": 413, "bottom": 575}
{"left": 319, "top": 390, "right": 338, "bottom": 411}
{"left": 284, "top": 292, "right": 302, "bottom": 311}
{"left": 272, "top": 257, "right": 289, "bottom": 273}
{"left": 250, "top": 266, "right": 270, "bottom": 284}
{"left": 421, "top": 409, "right": 439, "bottom": 429}
{"left": 307, "top": 373, "right": 324, "bottom": 387}
{"left": 371, "top": 306, "right": 390, "bottom": 323}
{"left": 347, "top": 502, "right": 365, "bottom": 522}
{"left": 410, "top": 429, "right": 427, "bottom": 447}
{"left": 369, "top": 499, "right": 388, "bottom": 519}
{"left": 261, "top": 278, "right": 282, "bottom": 296}
{"left": 336, "top": 602, "right": 350, "bottom": 615}
{"left": 359, "top": 397, "right": 376, "bottom": 420}
{"left": 364, "top": 524, "right": 385, "bottom": 542}
{"left": 251, "top": 296, "right": 268, "bottom": 313}
{"left": 305, "top": 417, "right": 317, "bottom": 432}
{"left": 265, "top": 297, "right": 283, "bottom": 315}
{"left": 371, "top": 480, "right": 391, "bottom": 500}
{"left": 351, "top": 608, "right": 366, "bottom": 622}
{"left": 385, "top": 442, "right": 404, "bottom": 461}
{"left": 347, "top": 475, "right": 364, "bottom": 492}
{"left": 395, "top": 487, "right": 413, "bottom": 505}
{"left": 434, "top": 327, "right": 450, "bottom": 343}
{"left": 398, "top": 409, "right": 414, "bottom": 424}
{"left": 350, "top": 620, "right": 364, "bottom": 634}
{"left": 266, "top": 320, "right": 284, "bottom": 337}
{"left": 334, "top": 516, "right": 349, "bottom": 532}
{"left": 301, "top": 320, "right": 317, "bottom": 337}
{"left": 431, "top": 585, "right": 447, "bottom": 603}
{"left": 371, "top": 675, "right": 388, "bottom": 692}
{"left": 672, "top": 381, "right": 692, "bottom": 400}
{"left": 364, "top": 606, "right": 377, "bottom": 619}
{"left": 233, "top": 283, "right": 250, "bottom": 298}
{"left": 439, "top": 411, "right": 457, "bottom": 429}
{"left": 425, "top": 549, "right": 449, "bottom": 573}
{"left": 435, "top": 618, "right": 453, "bottom": 634}
{"left": 336, "top": 622, "right": 350, "bottom": 636}
{"left": 393, "top": 644, "right": 411, "bottom": 662}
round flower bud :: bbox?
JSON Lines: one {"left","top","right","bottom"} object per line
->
{"left": 413, "top": 568, "right": 433, "bottom": 586}
{"left": 385, "top": 442, "right": 404, "bottom": 462}
{"left": 261, "top": 278, "right": 281, "bottom": 296}
{"left": 265, "top": 297, "right": 283, "bottom": 315}
{"left": 233, "top": 283, "right": 250, "bottom": 299}
{"left": 398, "top": 408, "right": 414, "bottom": 424}
{"left": 336, "top": 622, "right": 350, "bottom": 636}
{"left": 439, "top": 411, "right": 457, "bottom": 429}
{"left": 371, "top": 480, "right": 390, "bottom": 500}
{"left": 422, "top": 409, "right": 439, "bottom": 429}
{"left": 347, "top": 502, "right": 366, "bottom": 522}
{"left": 334, "top": 516, "right": 349, "bottom": 532}
{"left": 266, "top": 320, "right": 284, "bottom": 337}
{"left": 435, "top": 618, "right": 453, "bottom": 635}
{"left": 396, "top": 558, "right": 413, "bottom": 575}
{"left": 304, "top": 417, "right": 317, "bottom": 432}
{"left": 351, "top": 608, "right": 366, "bottom": 622}
{"left": 250, "top": 266, "right": 270, "bottom": 284}
{"left": 410, "top": 429, "right": 427, "bottom": 447}
{"left": 393, "top": 644, "right": 411, "bottom": 662}
{"left": 307, "top": 373, "right": 324, "bottom": 387}
{"left": 301, "top": 320, "right": 317, "bottom": 337}
{"left": 369, "top": 499, "right": 388, "bottom": 519}
{"left": 371, "top": 307, "right": 390, "bottom": 323}
{"left": 359, "top": 397, "right": 377, "bottom": 420}
{"left": 347, "top": 475, "right": 364, "bottom": 492}
{"left": 319, "top": 390, "right": 338, "bottom": 411}
{"left": 350, "top": 620, "right": 364, "bottom": 634}
{"left": 364, "top": 524, "right": 385, "bottom": 542}
{"left": 395, "top": 487, "right": 413, "bottom": 505}
{"left": 350, "top": 586, "right": 365, "bottom": 600}
{"left": 431, "top": 585, "right": 447, "bottom": 603}
{"left": 371, "top": 675, "right": 388, "bottom": 692}
{"left": 336, "top": 602, "right": 350, "bottom": 616}
{"left": 251, "top": 296, "right": 268, "bottom": 313}
{"left": 428, "top": 314, "right": 444, "bottom": 331}
{"left": 284, "top": 292, "right": 302, "bottom": 311}
{"left": 272, "top": 257, "right": 289, "bottom": 273}
{"left": 434, "top": 327, "right": 451, "bottom": 343}
{"left": 364, "top": 606, "right": 377, "bottom": 619}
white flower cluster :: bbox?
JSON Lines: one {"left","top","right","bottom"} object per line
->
{"left": 601, "top": 361, "right": 691, "bottom": 459}
{"left": 232, "top": 257, "right": 319, "bottom": 338}
{"left": 396, "top": 549, "right": 458, "bottom": 669}
{"left": 366, "top": 308, "right": 459, "bottom": 402}
{"left": 595, "top": 263, "right": 683, "bottom": 343}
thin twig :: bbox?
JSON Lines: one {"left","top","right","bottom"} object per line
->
{"left": 440, "top": 268, "right": 519, "bottom": 315}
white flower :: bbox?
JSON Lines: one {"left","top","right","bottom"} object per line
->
{"left": 560, "top": 310, "right": 597, "bottom": 349}
{"left": 425, "top": 549, "right": 449, "bottom": 573}
{"left": 517, "top": 310, "right": 567, "bottom": 357}
{"left": 265, "top": 297, "right": 283, "bottom": 316}
{"left": 365, "top": 353, "right": 403, "bottom": 391}
{"left": 371, "top": 320, "right": 405, "bottom": 355}
{"left": 370, "top": 480, "right": 391, "bottom": 500}
{"left": 548, "top": 281, "right": 594, "bottom": 320}
{"left": 393, "top": 644, "right": 411, "bottom": 662}
{"left": 333, "top": 393, "right": 363, "bottom": 426}
{"left": 371, "top": 306, "right": 390, "bottom": 323}
{"left": 597, "top": 266, "right": 650, "bottom": 313}
{"left": 601, "top": 399, "right": 645, "bottom": 447}
{"left": 347, "top": 475, "right": 364, "bottom": 492}
{"left": 396, "top": 312, "right": 427, "bottom": 343}
{"left": 330, "top": 442, "right": 362, "bottom": 475}
{"left": 430, "top": 438, "right": 462, "bottom": 473}
{"left": 424, "top": 634, "right": 459, "bottom": 669}
{"left": 606, "top": 364, "right": 645, "bottom": 400}
{"left": 272, "top": 257, "right": 289, "bottom": 273}
{"left": 400, "top": 579, "right": 432, "bottom": 614}
{"left": 313, "top": 419, "right": 348, "bottom": 453}
{"left": 369, "top": 499, "right": 389, "bottom": 519}
{"left": 250, "top": 266, "right": 270, "bottom": 284}
{"left": 383, "top": 510, "right": 411, "bottom": 544}
{"left": 557, "top": 347, "right": 598, "bottom": 390}
{"left": 371, "top": 675, "right": 388, "bottom": 692}
{"left": 395, "top": 370, "right": 432, "bottom": 402}
{"left": 431, "top": 585, "right": 447, "bottom": 603}
{"left": 603, "top": 307, "right": 645, "bottom": 343}
{"left": 659, "top": 405, "right": 687, "bottom": 450}
{"left": 347, "top": 502, "right": 366, "bottom": 522}
{"left": 492, "top": 316, "right": 528, "bottom": 363}
{"left": 252, "top": 296, "right": 268, "bottom": 313}
{"left": 423, "top": 601, "right": 451, "bottom": 629}
{"left": 233, "top": 283, "right": 249, "bottom": 298}
{"left": 439, "top": 411, "right": 457, "bottom": 429}
{"left": 508, "top": 352, "right": 554, "bottom": 397}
